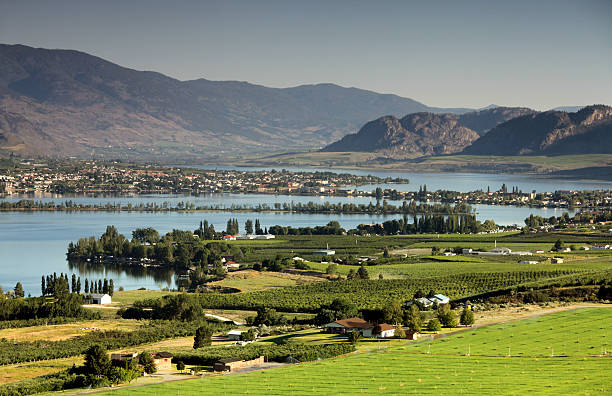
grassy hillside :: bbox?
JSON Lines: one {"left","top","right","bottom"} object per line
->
{"left": 96, "top": 307, "right": 611, "bottom": 395}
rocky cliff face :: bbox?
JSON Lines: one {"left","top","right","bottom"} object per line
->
{"left": 458, "top": 107, "right": 535, "bottom": 136}
{"left": 463, "top": 105, "right": 612, "bottom": 155}
{"left": 322, "top": 107, "right": 531, "bottom": 158}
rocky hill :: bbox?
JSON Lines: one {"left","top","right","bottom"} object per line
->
{"left": 322, "top": 107, "right": 531, "bottom": 158}
{"left": 457, "top": 107, "right": 535, "bottom": 136}
{"left": 0, "top": 44, "right": 471, "bottom": 161}
{"left": 463, "top": 105, "right": 612, "bottom": 155}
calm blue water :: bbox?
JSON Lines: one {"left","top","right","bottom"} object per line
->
{"left": 2, "top": 167, "right": 605, "bottom": 296}
{"left": 0, "top": 205, "right": 575, "bottom": 296}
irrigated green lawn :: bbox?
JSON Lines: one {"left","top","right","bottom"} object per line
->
{"left": 406, "top": 307, "right": 610, "bottom": 358}
{"left": 97, "top": 307, "right": 612, "bottom": 395}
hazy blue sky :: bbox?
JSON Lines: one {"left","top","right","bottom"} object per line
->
{"left": 1, "top": 0, "right": 611, "bottom": 110}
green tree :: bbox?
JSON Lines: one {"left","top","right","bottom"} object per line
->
{"left": 394, "top": 324, "right": 406, "bottom": 339}
{"left": 404, "top": 304, "right": 422, "bottom": 332}
{"left": 109, "top": 279, "right": 114, "bottom": 296}
{"left": 193, "top": 325, "right": 214, "bottom": 349}
{"left": 375, "top": 187, "right": 383, "bottom": 200}
{"left": 383, "top": 247, "right": 390, "bottom": 258}
{"left": 84, "top": 345, "right": 111, "bottom": 376}
{"left": 437, "top": 304, "right": 458, "bottom": 328}
{"left": 132, "top": 227, "right": 160, "bottom": 244}
{"left": 138, "top": 351, "right": 157, "bottom": 374}
{"left": 314, "top": 308, "right": 336, "bottom": 325}
{"left": 482, "top": 219, "right": 497, "bottom": 232}
{"left": 53, "top": 276, "right": 69, "bottom": 299}
{"left": 107, "top": 366, "right": 129, "bottom": 385}
{"left": 347, "top": 331, "right": 362, "bottom": 344}
{"left": 14, "top": 282, "right": 24, "bottom": 298}
{"left": 554, "top": 239, "right": 564, "bottom": 251}
{"left": 382, "top": 300, "right": 404, "bottom": 325}
{"left": 240, "top": 328, "right": 257, "bottom": 341}
{"left": 427, "top": 318, "right": 442, "bottom": 332}
{"left": 245, "top": 219, "right": 254, "bottom": 235}
{"left": 176, "top": 360, "right": 186, "bottom": 372}
{"left": 357, "top": 264, "right": 369, "bottom": 280}
{"left": 328, "top": 298, "right": 358, "bottom": 320}
{"left": 460, "top": 308, "right": 475, "bottom": 326}
{"left": 325, "top": 263, "right": 337, "bottom": 275}
{"left": 253, "top": 307, "right": 285, "bottom": 326}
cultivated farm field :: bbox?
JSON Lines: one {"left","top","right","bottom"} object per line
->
{"left": 96, "top": 307, "right": 612, "bottom": 395}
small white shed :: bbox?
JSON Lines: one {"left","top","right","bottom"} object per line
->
{"left": 89, "top": 293, "right": 111, "bottom": 305}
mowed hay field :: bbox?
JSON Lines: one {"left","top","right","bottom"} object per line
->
{"left": 98, "top": 308, "right": 611, "bottom": 395}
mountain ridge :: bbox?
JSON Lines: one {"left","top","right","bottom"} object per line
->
{"left": 321, "top": 107, "right": 534, "bottom": 157}
{"left": 0, "top": 44, "right": 473, "bottom": 161}
{"left": 463, "top": 105, "right": 612, "bottom": 155}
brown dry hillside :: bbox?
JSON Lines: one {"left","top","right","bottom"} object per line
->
{"left": 0, "top": 44, "right": 473, "bottom": 161}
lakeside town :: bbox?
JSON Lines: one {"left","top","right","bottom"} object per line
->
{"left": 0, "top": 159, "right": 406, "bottom": 196}
{"left": 1, "top": 159, "right": 611, "bottom": 212}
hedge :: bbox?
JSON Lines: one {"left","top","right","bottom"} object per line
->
{"left": 172, "top": 343, "right": 355, "bottom": 366}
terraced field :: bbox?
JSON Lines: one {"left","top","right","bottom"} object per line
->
{"left": 97, "top": 307, "right": 611, "bottom": 395}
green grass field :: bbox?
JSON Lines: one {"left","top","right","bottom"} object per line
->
{"left": 97, "top": 307, "right": 611, "bottom": 395}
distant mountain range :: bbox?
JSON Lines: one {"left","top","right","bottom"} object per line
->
{"left": 321, "top": 107, "right": 534, "bottom": 157}
{"left": 2, "top": 44, "right": 608, "bottom": 163}
{"left": 0, "top": 44, "right": 474, "bottom": 161}
{"left": 463, "top": 105, "right": 612, "bottom": 155}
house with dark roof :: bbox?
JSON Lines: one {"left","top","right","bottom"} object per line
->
{"left": 324, "top": 317, "right": 373, "bottom": 334}
{"left": 324, "top": 317, "right": 395, "bottom": 338}
{"left": 365, "top": 323, "right": 395, "bottom": 338}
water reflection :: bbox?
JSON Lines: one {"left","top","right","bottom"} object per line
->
{"left": 67, "top": 260, "right": 177, "bottom": 286}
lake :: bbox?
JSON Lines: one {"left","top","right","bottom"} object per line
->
{"left": 0, "top": 204, "right": 575, "bottom": 296}
{"left": 1, "top": 168, "right": 605, "bottom": 296}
